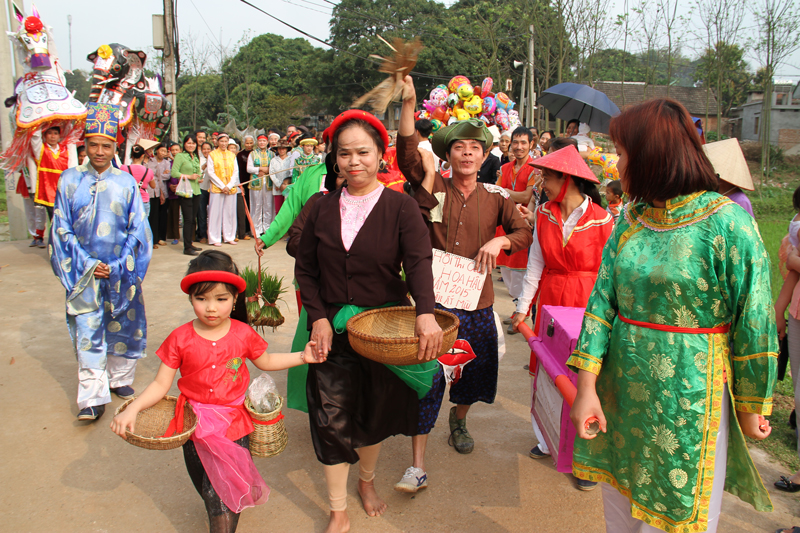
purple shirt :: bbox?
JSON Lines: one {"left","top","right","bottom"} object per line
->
{"left": 726, "top": 189, "right": 754, "bottom": 218}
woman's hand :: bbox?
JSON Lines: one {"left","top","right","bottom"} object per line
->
{"left": 310, "top": 318, "right": 333, "bottom": 359}
{"left": 222, "top": 186, "right": 230, "bottom": 194}
{"left": 415, "top": 313, "right": 443, "bottom": 361}
{"left": 110, "top": 408, "right": 138, "bottom": 439}
{"left": 571, "top": 371, "right": 607, "bottom": 440}
{"left": 737, "top": 411, "right": 771, "bottom": 440}
{"left": 255, "top": 237, "right": 265, "bottom": 257}
{"left": 169, "top": 184, "right": 177, "bottom": 192}
{"left": 474, "top": 237, "right": 508, "bottom": 274}
{"left": 94, "top": 263, "right": 110, "bottom": 279}
{"left": 160, "top": 195, "right": 166, "bottom": 205}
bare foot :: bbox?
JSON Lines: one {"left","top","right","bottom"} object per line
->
{"left": 357, "top": 478, "right": 387, "bottom": 517}
{"left": 323, "top": 510, "right": 350, "bottom": 533}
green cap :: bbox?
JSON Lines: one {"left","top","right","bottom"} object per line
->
{"left": 431, "top": 118, "right": 494, "bottom": 161}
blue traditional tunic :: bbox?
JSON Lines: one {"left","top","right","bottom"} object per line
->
{"left": 49, "top": 163, "right": 152, "bottom": 393}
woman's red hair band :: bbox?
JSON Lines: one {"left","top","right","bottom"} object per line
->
{"left": 180, "top": 271, "right": 247, "bottom": 295}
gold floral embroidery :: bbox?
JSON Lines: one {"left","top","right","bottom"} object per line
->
{"left": 673, "top": 306, "right": 698, "bottom": 328}
{"left": 650, "top": 353, "right": 676, "bottom": 381}
{"left": 652, "top": 424, "right": 680, "bottom": 455}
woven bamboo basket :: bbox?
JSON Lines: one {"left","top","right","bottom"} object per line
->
{"left": 114, "top": 395, "right": 197, "bottom": 450}
{"left": 346, "top": 306, "right": 460, "bottom": 366}
{"left": 245, "top": 396, "right": 288, "bottom": 458}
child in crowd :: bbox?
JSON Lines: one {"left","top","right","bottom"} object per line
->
{"left": 111, "top": 251, "right": 322, "bottom": 533}
{"left": 604, "top": 180, "right": 623, "bottom": 222}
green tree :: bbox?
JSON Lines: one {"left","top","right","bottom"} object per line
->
{"left": 581, "top": 49, "right": 649, "bottom": 82}
{"left": 176, "top": 74, "right": 226, "bottom": 132}
{"left": 63, "top": 69, "right": 92, "bottom": 103}
{"left": 695, "top": 42, "right": 752, "bottom": 117}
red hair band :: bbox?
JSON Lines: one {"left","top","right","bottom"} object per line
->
{"left": 322, "top": 109, "right": 390, "bottom": 152}
{"left": 181, "top": 271, "right": 246, "bottom": 295}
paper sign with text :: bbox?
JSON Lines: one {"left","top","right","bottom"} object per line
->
{"left": 431, "top": 249, "right": 486, "bottom": 311}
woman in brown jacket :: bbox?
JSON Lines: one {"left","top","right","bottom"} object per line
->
{"left": 295, "top": 110, "right": 443, "bottom": 533}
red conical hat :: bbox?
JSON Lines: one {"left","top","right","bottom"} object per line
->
{"left": 530, "top": 145, "right": 599, "bottom": 184}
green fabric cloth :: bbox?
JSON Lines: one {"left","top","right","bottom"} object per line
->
{"left": 332, "top": 303, "right": 439, "bottom": 400}
{"left": 171, "top": 152, "right": 202, "bottom": 195}
{"left": 567, "top": 191, "right": 777, "bottom": 531}
{"left": 259, "top": 163, "right": 326, "bottom": 246}
{"left": 286, "top": 305, "right": 311, "bottom": 412}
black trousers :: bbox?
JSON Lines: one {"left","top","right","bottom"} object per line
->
{"left": 180, "top": 195, "right": 201, "bottom": 251}
{"left": 183, "top": 435, "right": 249, "bottom": 533}
{"left": 196, "top": 190, "right": 209, "bottom": 240}
{"left": 149, "top": 197, "right": 166, "bottom": 243}
{"left": 236, "top": 194, "right": 248, "bottom": 239}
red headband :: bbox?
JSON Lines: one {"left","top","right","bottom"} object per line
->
{"left": 257, "top": 134, "right": 268, "bottom": 140}
{"left": 322, "top": 109, "right": 390, "bottom": 151}
{"left": 181, "top": 271, "right": 246, "bottom": 295}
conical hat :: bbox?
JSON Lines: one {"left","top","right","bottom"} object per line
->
{"left": 702, "top": 138, "right": 753, "bottom": 191}
{"left": 530, "top": 145, "right": 599, "bottom": 184}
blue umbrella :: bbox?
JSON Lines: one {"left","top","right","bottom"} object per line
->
{"left": 538, "top": 82, "right": 620, "bottom": 134}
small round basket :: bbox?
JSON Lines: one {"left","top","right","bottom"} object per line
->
{"left": 114, "top": 395, "right": 197, "bottom": 450}
{"left": 245, "top": 396, "right": 288, "bottom": 458}
{"left": 346, "top": 306, "right": 460, "bottom": 366}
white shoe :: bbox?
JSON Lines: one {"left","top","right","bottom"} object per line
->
{"left": 394, "top": 466, "right": 428, "bottom": 493}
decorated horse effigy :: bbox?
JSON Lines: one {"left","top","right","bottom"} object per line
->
{"left": 0, "top": 4, "right": 86, "bottom": 174}
{"left": 86, "top": 43, "right": 172, "bottom": 162}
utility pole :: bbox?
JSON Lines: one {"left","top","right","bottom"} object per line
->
{"left": 519, "top": 65, "right": 527, "bottom": 126}
{"left": 162, "top": 0, "right": 178, "bottom": 142}
{"left": 528, "top": 24, "right": 536, "bottom": 130}
{"left": 67, "top": 15, "right": 72, "bottom": 70}
{"left": 1, "top": 0, "right": 28, "bottom": 240}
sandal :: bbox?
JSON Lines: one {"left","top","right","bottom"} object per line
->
{"left": 775, "top": 528, "right": 800, "bottom": 533}
{"left": 774, "top": 476, "right": 800, "bottom": 493}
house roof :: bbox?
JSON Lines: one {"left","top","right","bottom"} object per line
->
{"left": 592, "top": 81, "right": 719, "bottom": 116}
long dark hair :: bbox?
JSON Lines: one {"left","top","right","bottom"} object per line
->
{"left": 182, "top": 134, "right": 199, "bottom": 159}
{"left": 184, "top": 250, "right": 248, "bottom": 324}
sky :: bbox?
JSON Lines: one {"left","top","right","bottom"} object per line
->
{"left": 5, "top": 0, "right": 800, "bottom": 83}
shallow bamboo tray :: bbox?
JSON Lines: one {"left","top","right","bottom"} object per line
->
{"left": 346, "top": 306, "right": 460, "bottom": 366}
{"left": 114, "top": 395, "right": 197, "bottom": 450}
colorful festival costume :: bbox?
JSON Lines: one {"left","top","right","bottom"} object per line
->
{"left": 206, "top": 147, "right": 239, "bottom": 245}
{"left": 496, "top": 156, "right": 537, "bottom": 300}
{"left": 49, "top": 104, "right": 152, "bottom": 409}
{"left": 246, "top": 147, "right": 275, "bottom": 235}
{"left": 158, "top": 320, "right": 270, "bottom": 518}
{"left": 567, "top": 192, "right": 777, "bottom": 532}
{"left": 290, "top": 152, "right": 321, "bottom": 195}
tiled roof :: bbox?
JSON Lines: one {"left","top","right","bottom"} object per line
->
{"left": 591, "top": 81, "right": 719, "bottom": 116}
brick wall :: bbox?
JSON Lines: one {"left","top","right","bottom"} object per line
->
{"left": 779, "top": 128, "right": 800, "bottom": 151}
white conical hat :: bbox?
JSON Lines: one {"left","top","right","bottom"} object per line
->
{"left": 702, "top": 138, "right": 754, "bottom": 191}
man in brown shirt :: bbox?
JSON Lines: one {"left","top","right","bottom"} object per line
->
{"left": 392, "top": 75, "right": 532, "bottom": 493}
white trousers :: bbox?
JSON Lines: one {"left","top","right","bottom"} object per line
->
{"left": 22, "top": 196, "right": 44, "bottom": 237}
{"left": 500, "top": 266, "right": 525, "bottom": 300}
{"left": 77, "top": 355, "right": 137, "bottom": 409}
{"left": 250, "top": 187, "right": 274, "bottom": 236}
{"left": 601, "top": 388, "right": 729, "bottom": 533}
{"left": 208, "top": 193, "right": 237, "bottom": 244}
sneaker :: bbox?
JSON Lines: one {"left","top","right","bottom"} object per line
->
{"left": 38, "top": 239, "right": 47, "bottom": 248}
{"left": 77, "top": 405, "right": 106, "bottom": 421}
{"left": 529, "top": 445, "right": 550, "bottom": 459}
{"left": 29, "top": 238, "right": 39, "bottom": 247}
{"left": 171, "top": 239, "right": 179, "bottom": 245}
{"left": 507, "top": 323, "right": 518, "bottom": 335}
{"left": 576, "top": 478, "right": 598, "bottom": 491}
{"left": 448, "top": 406, "right": 474, "bottom": 454}
{"left": 394, "top": 466, "right": 428, "bottom": 493}
{"left": 503, "top": 316, "right": 513, "bottom": 325}
{"left": 110, "top": 385, "right": 135, "bottom": 400}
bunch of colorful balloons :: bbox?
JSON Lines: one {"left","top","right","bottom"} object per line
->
{"left": 417, "top": 76, "right": 520, "bottom": 133}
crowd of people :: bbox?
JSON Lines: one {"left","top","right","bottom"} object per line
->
{"left": 37, "top": 71, "right": 786, "bottom": 532}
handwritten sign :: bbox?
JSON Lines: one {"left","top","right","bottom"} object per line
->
{"left": 431, "top": 249, "right": 486, "bottom": 311}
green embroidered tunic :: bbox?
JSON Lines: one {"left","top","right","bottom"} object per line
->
{"left": 567, "top": 191, "right": 777, "bottom": 533}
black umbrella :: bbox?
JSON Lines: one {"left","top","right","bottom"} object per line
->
{"left": 538, "top": 82, "right": 620, "bottom": 134}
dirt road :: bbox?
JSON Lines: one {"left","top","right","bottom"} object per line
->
{"left": 0, "top": 239, "right": 796, "bottom": 532}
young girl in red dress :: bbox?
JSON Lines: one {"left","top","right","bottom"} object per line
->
{"left": 111, "top": 250, "right": 322, "bottom": 532}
